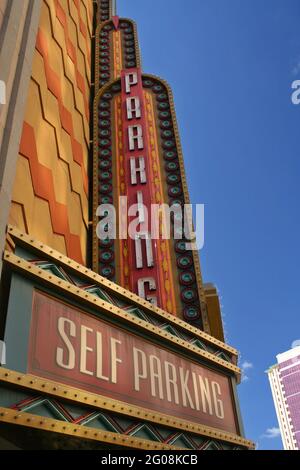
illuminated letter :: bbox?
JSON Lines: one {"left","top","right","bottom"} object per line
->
{"left": 137, "top": 277, "right": 157, "bottom": 306}
{"left": 137, "top": 191, "right": 145, "bottom": 223}
{"left": 128, "top": 204, "right": 149, "bottom": 238}
{"left": 130, "top": 156, "right": 146, "bottom": 185}
{"left": 128, "top": 125, "right": 144, "bottom": 150}
{"left": 56, "top": 317, "right": 76, "bottom": 370}
{"left": 126, "top": 97, "right": 141, "bottom": 119}
{"left": 135, "top": 232, "right": 154, "bottom": 268}
{"left": 125, "top": 72, "right": 138, "bottom": 93}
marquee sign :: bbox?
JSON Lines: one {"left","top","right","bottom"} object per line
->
{"left": 29, "top": 291, "right": 238, "bottom": 434}
{"left": 93, "top": 71, "right": 209, "bottom": 332}
{"left": 120, "top": 68, "right": 161, "bottom": 307}
{"left": 0, "top": 226, "right": 254, "bottom": 449}
{"left": 93, "top": 9, "right": 210, "bottom": 333}
{"left": 0, "top": 0, "right": 254, "bottom": 450}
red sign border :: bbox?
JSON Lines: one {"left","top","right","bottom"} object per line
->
{"left": 28, "top": 289, "right": 239, "bottom": 434}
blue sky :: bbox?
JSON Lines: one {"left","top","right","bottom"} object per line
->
{"left": 118, "top": 0, "right": 300, "bottom": 450}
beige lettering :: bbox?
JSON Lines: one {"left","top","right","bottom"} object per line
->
{"left": 111, "top": 338, "right": 122, "bottom": 384}
{"left": 133, "top": 347, "right": 147, "bottom": 391}
{"left": 125, "top": 72, "right": 138, "bottom": 93}
{"left": 199, "top": 375, "right": 213, "bottom": 415}
{"left": 212, "top": 381, "right": 224, "bottom": 419}
{"left": 80, "top": 325, "right": 93, "bottom": 376}
{"left": 192, "top": 371, "right": 200, "bottom": 411}
{"left": 179, "top": 368, "right": 194, "bottom": 409}
{"left": 56, "top": 317, "right": 76, "bottom": 370}
{"left": 126, "top": 96, "right": 141, "bottom": 119}
{"left": 128, "top": 125, "right": 144, "bottom": 151}
{"left": 149, "top": 355, "right": 164, "bottom": 399}
{"left": 96, "top": 332, "right": 109, "bottom": 381}
{"left": 164, "top": 361, "right": 179, "bottom": 404}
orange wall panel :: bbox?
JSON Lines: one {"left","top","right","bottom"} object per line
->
{"left": 9, "top": 0, "right": 93, "bottom": 265}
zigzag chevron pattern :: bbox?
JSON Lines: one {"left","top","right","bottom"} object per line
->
{"left": 31, "top": 259, "right": 233, "bottom": 364}
{"left": 11, "top": 395, "right": 239, "bottom": 450}
{"left": 9, "top": 0, "right": 93, "bottom": 265}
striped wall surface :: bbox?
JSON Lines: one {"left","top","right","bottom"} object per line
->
{"left": 8, "top": 0, "right": 93, "bottom": 265}
{"left": 0, "top": 0, "right": 42, "bottom": 275}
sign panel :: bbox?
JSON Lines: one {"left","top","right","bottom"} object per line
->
{"left": 28, "top": 291, "right": 238, "bottom": 434}
{"left": 121, "top": 68, "right": 162, "bottom": 308}
{"left": 94, "top": 71, "right": 206, "bottom": 330}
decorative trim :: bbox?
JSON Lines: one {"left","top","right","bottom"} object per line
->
{"left": 93, "top": 82, "right": 120, "bottom": 281}
{"left": 3, "top": 249, "right": 240, "bottom": 378}
{"left": 94, "top": 18, "right": 141, "bottom": 92}
{"left": 0, "top": 368, "right": 254, "bottom": 448}
{"left": 92, "top": 76, "right": 211, "bottom": 331}
{"left": 7, "top": 225, "right": 238, "bottom": 359}
{"left": 142, "top": 79, "right": 203, "bottom": 328}
{"left": 144, "top": 90, "right": 177, "bottom": 315}
{"left": 143, "top": 74, "right": 210, "bottom": 333}
{"left": 97, "top": 0, "right": 111, "bottom": 24}
{"left": 0, "top": 406, "right": 182, "bottom": 450}
{"left": 18, "top": 259, "right": 233, "bottom": 365}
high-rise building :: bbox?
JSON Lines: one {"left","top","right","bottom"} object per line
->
{"left": 0, "top": 0, "right": 253, "bottom": 450}
{"left": 268, "top": 346, "right": 300, "bottom": 450}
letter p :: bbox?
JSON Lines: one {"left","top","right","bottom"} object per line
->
{"left": 125, "top": 72, "right": 138, "bottom": 94}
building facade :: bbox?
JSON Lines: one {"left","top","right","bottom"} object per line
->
{"left": 0, "top": 0, "right": 253, "bottom": 450}
{"left": 268, "top": 346, "right": 300, "bottom": 450}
